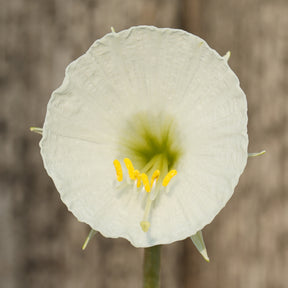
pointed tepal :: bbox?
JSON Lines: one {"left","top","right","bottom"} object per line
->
{"left": 248, "top": 150, "right": 266, "bottom": 157}
{"left": 190, "top": 230, "right": 210, "bottom": 262}
{"left": 30, "top": 127, "right": 43, "bottom": 135}
{"left": 223, "top": 51, "right": 231, "bottom": 62}
{"left": 82, "top": 229, "right": 97, "bottom": 250}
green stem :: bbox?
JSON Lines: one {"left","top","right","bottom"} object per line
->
{"left": 143, "top": 245, "right": 161, "bottom": 288}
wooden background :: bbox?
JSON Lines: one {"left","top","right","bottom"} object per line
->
{"left": 1, "top": 0, "right": 287, "bottom": 287}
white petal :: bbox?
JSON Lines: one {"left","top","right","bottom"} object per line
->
{"left": 40, "top": 26, "right": 248, "bottom": 247}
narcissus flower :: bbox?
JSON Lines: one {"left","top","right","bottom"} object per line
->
{"left": 39, "top": 26, "right": 249, "bottom": 248}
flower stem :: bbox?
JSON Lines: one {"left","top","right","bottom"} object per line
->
{"left": 143, "top": 245, "right": 161, "bottom": 288}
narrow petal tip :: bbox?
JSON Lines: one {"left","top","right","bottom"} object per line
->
{"left": 200, "top": 249, "right": 210, "bottom": 262}
{"left": 248, "top": 150, "right": 266, "bottom": 157}
{"left": 190, "top": 230, "right": 210, "bottom": 262}
{"left": 30, "top": 127, "right": 43, "bottom": 135}
{"left": 82, "top": 229, "right": 97, "bottom": 250}
{"left": 223, "top": 51, "right": 231, "bottom": 62}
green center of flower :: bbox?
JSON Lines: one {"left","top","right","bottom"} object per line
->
{"left": 119, "top": 112, "right": 182, "bottom": 174}
{"left": 114, "top": 112, "right": 183, "bottom": 232}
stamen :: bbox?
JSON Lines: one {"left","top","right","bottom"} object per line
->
{"left": 113, "top": 158, "right": 178, "bottom": 232}
{"left": 162, "top": 170, "right": 177, "bottom": 187}
{"left": 134, "top": 170, "right": 141, "bottom": 188}
{"left": 141, "top": 173, "right": 151, "bottom": 192}
{"left": 113, "top": 159, "right": 123, "bottom": 182}
{"left": 149, "top": 180, "right": 158, "bottom": 201}
{"left": 138, "top": 186, "right": 146, "bottom": 200}
{"left": 151, "top": 170, "right": 160, "bottom": 186}
{"left": 132, "top": 180, "right": 138, "bottom": 193}
{"left": 124, "top": 158, "right": 136, "bottom": 180}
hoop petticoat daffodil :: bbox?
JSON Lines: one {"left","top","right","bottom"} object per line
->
{"left": 32, "top": 26, "right": 264, "bottom": 258}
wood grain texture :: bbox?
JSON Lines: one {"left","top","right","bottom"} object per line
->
{"left": 182, "top": 1, "right": 288, "bottom": 288}
{"left": 1, "top": 0, "right": 287, "bottom": 287}
{"left": 0, "top": 1, "right": 181, "bottom": 288}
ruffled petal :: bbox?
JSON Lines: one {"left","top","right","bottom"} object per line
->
{"left": 40, "top": 26, "right": 248, "bottom": 247}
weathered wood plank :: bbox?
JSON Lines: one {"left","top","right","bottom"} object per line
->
{"left": 2, "top": 0, "right": 287, "bottom": 287}
{"left": 182, "top": 1, "right": 288, "bottom": 288}
{"left": 0, "top": 1, "right": 181, "bottom": 288}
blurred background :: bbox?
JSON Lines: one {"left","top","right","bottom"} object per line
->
{"left": 1, "top": 0, "right": 287, "bottom": 287}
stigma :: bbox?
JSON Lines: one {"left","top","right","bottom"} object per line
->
{"left": 113, "top": 158, "right": 177, "bottom": 232}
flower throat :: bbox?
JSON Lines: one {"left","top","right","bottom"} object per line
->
{"left": 119, "top": 111, "right": 182, "bottom": 175}
{"left": 113, "top": 112, "right": 183, "bottom": 232}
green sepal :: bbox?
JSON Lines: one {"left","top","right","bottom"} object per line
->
{"left": 190, "top": 230, "right": 210, "bottom": 262}
{"left": 248, "top": 150, "right": 266, "bottom": 157}
{"left": 29, "top": 127, "right": 43, "bottom": 135}
{"left": 82, "top": 229, "right": 97, "bottom": 250}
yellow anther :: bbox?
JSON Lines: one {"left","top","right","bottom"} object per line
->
{"left": 134, "top": 170, "right": 141, "bottom": 188}
{"left": 151, "top": 170, "right": 160, "bottom": 186}
{"left": 124, "top": 158, "right": 135, "bottom": 180}
{"left": 113, "top": 159, "right": 123, "bottom": 182}
{"left": 141, "top": 173, "right": 151, "bottom": 192}
{"left": 162, "top": 170, "right": 177, "bottom": 187}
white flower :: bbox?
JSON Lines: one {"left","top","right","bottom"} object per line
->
{"left": 40, "top": 26, "right": 248, "bottom": 248}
